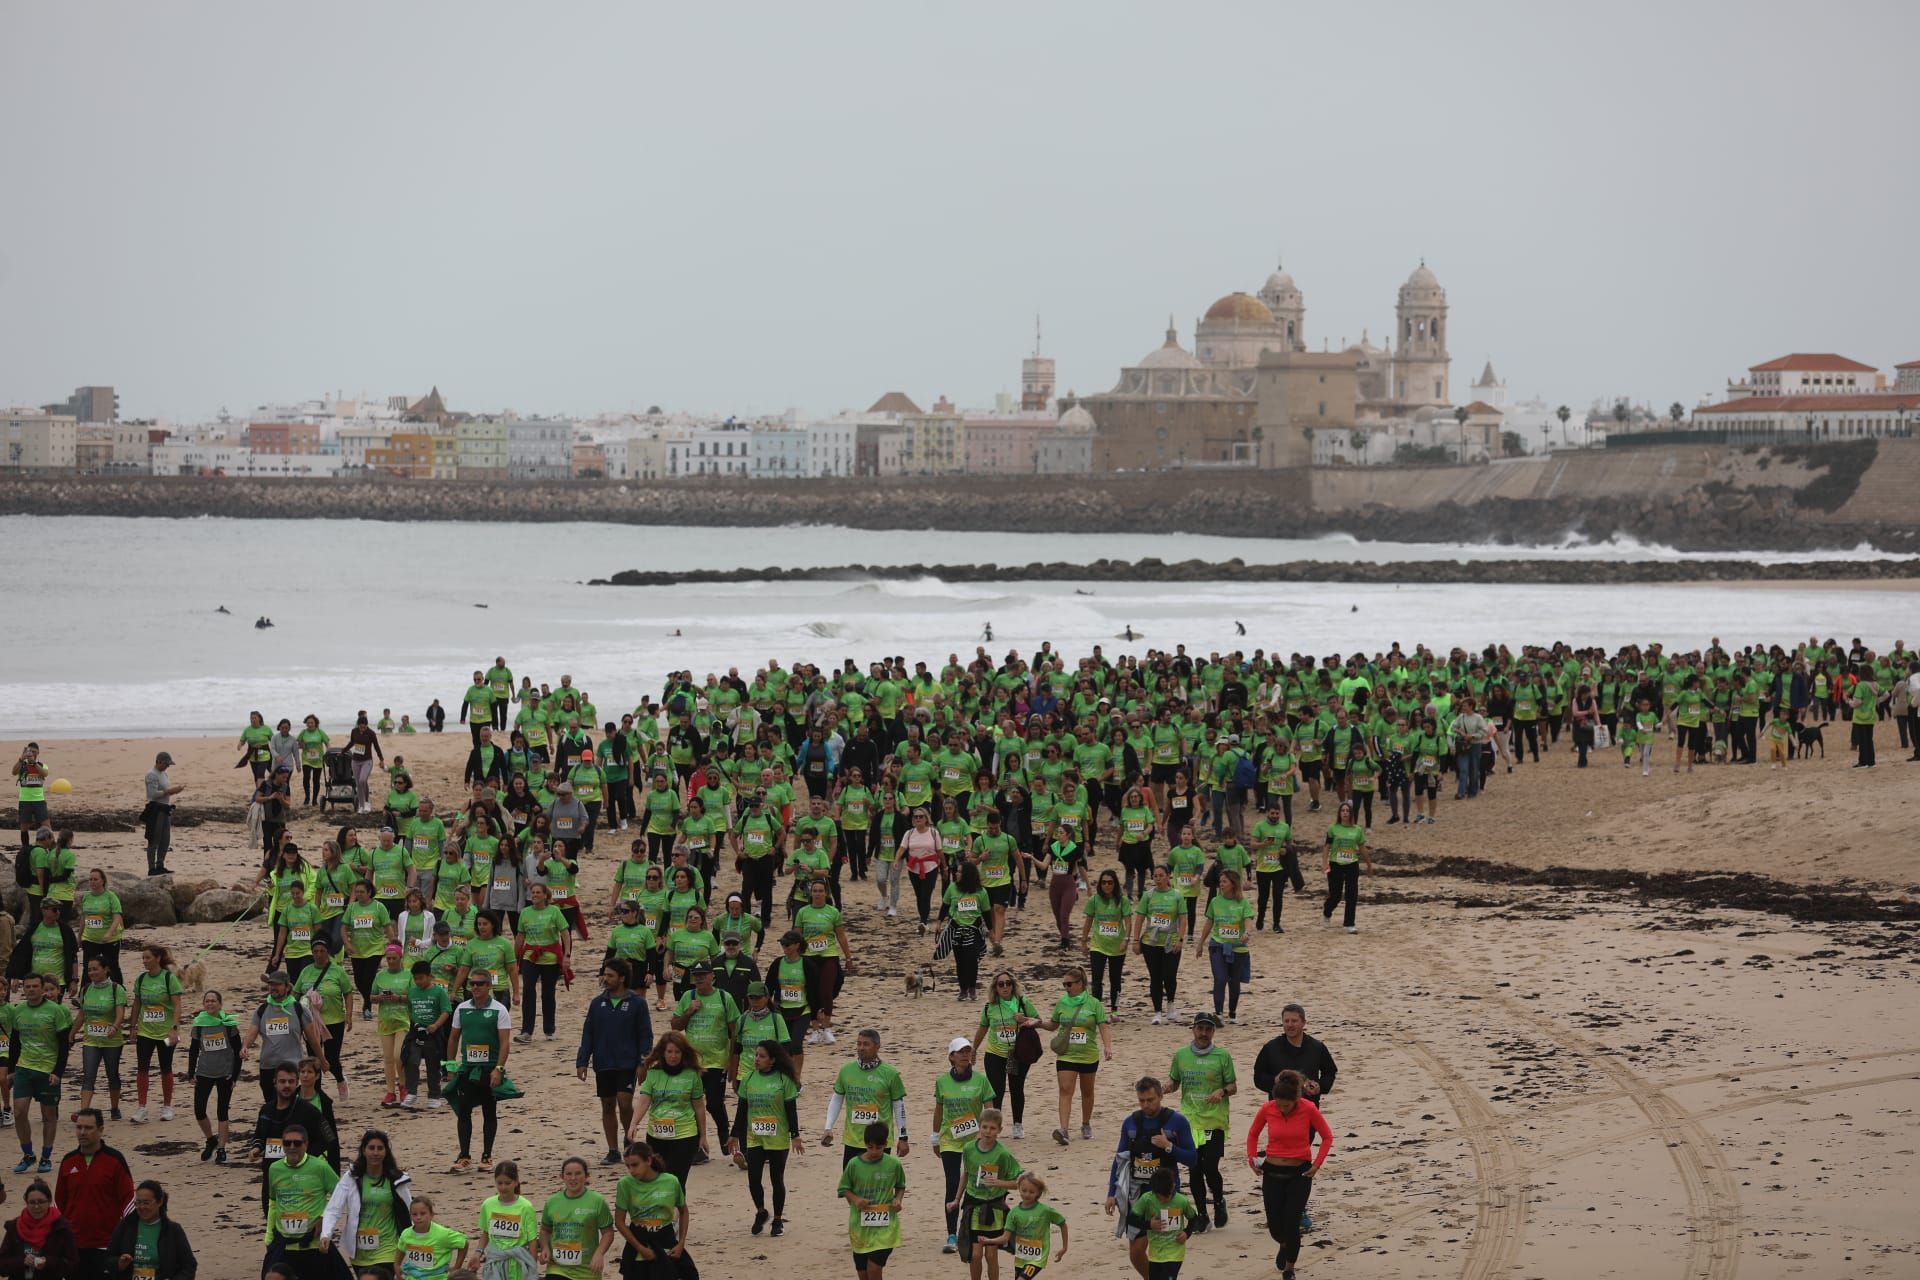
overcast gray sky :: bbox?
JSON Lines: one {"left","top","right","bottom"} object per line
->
{"left": 4, "top": 1, "right": 1916, "bottom": 423}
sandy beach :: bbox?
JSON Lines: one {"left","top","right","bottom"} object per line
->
{"left": 8, "top": 729, "right": 1918, "bottom": 1279}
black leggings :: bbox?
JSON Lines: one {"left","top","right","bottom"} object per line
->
{"left": 321, "top": 1020, "right": 346, "bottom": 1083}
{"left": 647, "top": 832, "right": 675, "bottom": 862}
{"left": 842, "top": 829, "right": 869, "bottom": 880}
{"left": 301, "top": 765, "right": 323, "bottom": 804}
{"left": 1141, "top": 945, "right": 1180, "bottom": 1012}
{"left": 1351, "top": 791, "right": 1374, "bottom": 827}
{"left": 135, "top": 1037, "right": 176, "bottom": 1086}
{"left": 1088, "top": 951, "right": 1123, "bottom": 1009}
{"left": 1323, "top": 863, "right": 1359, "bottom": 928}
{"left": 193, "top": 1074, "right": 235, "bottom": 1121}
{"left": 746, "top": 1146, "right": 789, "bottom": 1218}
{"left": 456, "top": 1092, "right": 498, "bottom": 1159}
{"left": 653, "top": 1134, "right": 697, "bottom": 1188}
{"left": 519, "top": 960, "right": 560, "bottom": 1037}
{"left": 953, "top": 942, "right": 981, "bottom": 996}
{"left": 1386, "top": 777, "right": 1412, "bottom": 819}
{"left": 702, "top": 1068, "right": 731, "bottom": 1148}
{"left": 1262, "top": 1163, "right": 1314, "bottom": 1272}
{"left": 1255, "top": 870, "right": 1287, "bottom": 928}
{"left": 940, "top": 1149, "right": 964, "bottom": 1234}
{"left": 982, "top": 1051, "right": 1030, "bottom": 1124}
{"left": 910, "top": 868, "right": 940, "bottom": 925}
{"left": 1191, "top": 1128, "right": 1226, "bottom": 1220}
{"left": 351, "top": 956, "right": 380, "bottom": 1015}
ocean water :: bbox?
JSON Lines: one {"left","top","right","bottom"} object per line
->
{"left": 0, "top": 516, "right": 1912, "bottom": 738}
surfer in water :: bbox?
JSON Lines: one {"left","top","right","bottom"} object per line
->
{"left": 1236, "top": 620, "right": 1246, "bottom": 636}
{"left": 1123, "top": 625, "right": 1136, "bottom": 641}
{"left": 982, "top": 622, "right": 994, "bottom": 642}
{"left": 216, "top": 605, "right": 230, "bottom": 615}
{"left": 255, "top": 616, "right": 274, "bottom": 629}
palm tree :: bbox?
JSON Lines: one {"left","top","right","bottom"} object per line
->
{"left": 1556, "top": 403, "right": 1571, "bottom": 446}
{"left": 1669, "top": 402, "right": 1685, "bottom": 427}
{"left": 1612, "top": 400, "right": 1629, "bottom": 435}
{"left": 1453, "top": 405, "right": 1470, "bottom": 461}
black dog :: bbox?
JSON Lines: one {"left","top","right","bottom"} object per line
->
{"left": 1794, "top": 722, "right": 1825, "bottom": 758}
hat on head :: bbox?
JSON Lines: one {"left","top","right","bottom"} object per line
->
{"left": 779, "top": 930, "right": 803, "bottom": 947}
{"left": 1192, "top": 1010, "right": 1222, "bottom": 1028}
{"left": 155, "top": 752, "right": 174, "bottom": 765}
{"left": 746, "top": 982, "right": 768, "bottom": 998}
{"left": 385, "top": 942, "right": 403, "bottom": 955}
{"left": 688, "top": 960, "right": 713, "bottom": 976}
{"left": 948, "top": 1037, "right": 973, "bottom": 1055}
{"left": 264, "top": 969, "right": 291, "bottom": 985}
{"left": 722, "top": 933, "right": 743, "bottom": 946}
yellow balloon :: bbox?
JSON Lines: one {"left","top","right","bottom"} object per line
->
{"left": 48, "top": 778, "right": 72, "bottom": 795}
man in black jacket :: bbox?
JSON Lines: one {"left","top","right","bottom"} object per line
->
{"left": 1250, "top": 1003, "right": 1338, "bottom": 1102}
{"left": 251, "top": 1064, "right": 326, "bottom": 1217}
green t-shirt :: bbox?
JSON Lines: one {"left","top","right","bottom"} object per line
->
{"left": 960, "top": 1137, "right": 1022, "bottom": 1201}
{"left": 518, "top": 904, "right": 567, "bottom": 959}
{"left": 640, "top": 1066, "right": 704, "bottom": 1141}
{"left": 1168, "top": 1043, "right": 1237, "bottom": 1136}
{"left": 372, "top": 966, "right": 413, "bottom": 1035}
{"left": 1005, "top": 1201, "right": 1067, "bottom": 1270}
{"left": 1326, "top": 823, "right": 1366, "bottom": 866}
{"left": 838, "top": 1152, "right": 906, "bottom": 1253}
{"left": 769, "top": 956, "right": 811, "bottom": 1015}
{"left": 833, "top": 1058, "right": 906, "bottom": 1146}
{"left": 974, "top": 831, "right": 1017, "bottom": 887}
{"left": 1167, "top": 844, "right": 1206, "bottom": 898}
{"left": 935, "top": 1069, "right": 996, "bottom": 1152}
{"left": 943, "top": 884, "right": 987, "bottom": 931}
{"left": 1134, "top": 888, "right": 1186, "bottom": 949}
{"left": 1049, "top": 992, "right": 1108, "bottom": 1064}
{"left": 78, "top": 890, "right": 122, "bottom": 944}
{"left": 979, "top": 995, "right": 1036, "bottom": 1059}
{"left": 838, "top": 785, "right": 874, "bottom": 831}
{"left": 353, "top": 1172, "right": 404, "bottom": 1263}
{"left": 794, "top": 902, "right": 845, "bottom": 958}
{"left": 539, "top": 1189, "right": 612, "bottom": 1280}
{"left": 11, "top": 997, "right": 72, "bottom": 1073}
{"left": 476, "top": 1195, "right": 537, "bottom": 1276}
{"left": 132, "top": 969, "right": 182, "bottom": 1041}
{"left": 79, "top": 981, "right": 126, "bottom": 1048}
{"left": 461, "top": 936, "right": 514, "bottom": 992}
{"left": 1130, "top": 1191, "right": 1196, "bottom": 1264}
{"left": 295, "top": 961, "right": 354, "bottom": 1025}
{"left": 615, "top": 1170, "right": 685, "bottom": 1233}
{"left": 407, "top": 979, "right": 451, "bottom": 1030}
{"left": 1083, "top": 893, "right": 1131, "bottom": 956}
{"left": 672, "top": 988, "right": 740, "bottom": 1066}
{"left": 736, "top": 1068, "right": 801, "bottom": 1150}
{"left": 607, "top": 922, "right": 657, "bottom": 966}
{"left": 346, "top": 900, "right": 393, "bottom": 960}
{"left": 1205, "top": 895, "right": 1254, "bottom": 952}
{"left": 1250, "top": 819, "right": 1292, "bottom": 874}
{"left": 267, "top": 1154, "right": 340, "bottom": 1248}
{"left": 397, "top": 1220, "right": 466, "bottom": 1280}
{"left": 643, "top": 786, "right": 683, "bottom": 835}
{"left": 279, "top": 902, "right": 318, "bottom": 960}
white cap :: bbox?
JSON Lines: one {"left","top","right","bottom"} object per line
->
{"left": 948, "top": 1037, "right": 974, "bottom": 1055}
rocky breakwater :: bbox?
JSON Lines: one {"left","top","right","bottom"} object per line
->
{"left": 593, "top": 556, "right": 1920, "bottom": 587}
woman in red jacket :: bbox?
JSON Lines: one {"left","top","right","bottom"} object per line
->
{"left": 1244, "top": 1069, "right": 1333, "bottom": 1279}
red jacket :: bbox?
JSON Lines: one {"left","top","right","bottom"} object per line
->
{"left": 54, "top": 1143, "right": 134, "bottom": 1249}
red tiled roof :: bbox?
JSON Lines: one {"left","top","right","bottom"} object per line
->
{"left": 1747, "top": 353, "right": 1876, "bottom": 373}
{"left": 1695, "top": 393, "right": 1920, "bottom": 415}
{"left": 1896, "top": 359, "right": 1920, "bottom": 369}
{"left": 1461, "top": 401, "right": 1503, "bottom": 416}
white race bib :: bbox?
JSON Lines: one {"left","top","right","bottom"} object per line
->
{"left": 850, "top": 1104, "right": 881, "bottom": 1126}
{"left": 1068, "top": 1029, "right": 1088, "bottom": 1046}
{"left": 1014, "top": 1236, "right": 1045, "bottom": 1261}
{"left": 750, "top": 1115, "right": 779, "bottom": 1138}
{"left": 1096, "top": 920, "right": 1122, "bottom": 938}
{"left": 263, "top": 1138, "right": 284, "bottom": 1161}
{"left": 276, "top": 1211, "right": 308, "bottom": 1236}
{"left": 950, "top": 1115, "right": 979, "bottom": 1139}
{"left": 649, "top": 1118, "right": 678, "bottom": 1139}
{"left": 356, "top": 1228, "right": 380, "bottom": 1252}
{"left": 489, "top": 1214, "right": 522, "bottom": 1240}
{"left": 859, "top": 1208, "right": 892, "bottom": 1229}
{"left": 553, "top": 1246, "right": 583, "bottom": 1266}
{"left": 464, "top": 1044, "right": 492, "bottom": 1064}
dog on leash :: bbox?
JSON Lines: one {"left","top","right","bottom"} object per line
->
{"left": 178, "top": 960, "right": 207, "bottom": 993}
{"left": 1795, "top": 723, "right": 1825, "bottom": 758}
{"left": 905, "top": 967, "right": 939, "bottom": 998}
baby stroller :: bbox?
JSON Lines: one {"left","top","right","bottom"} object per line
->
{"left": 320, "top": 748, "right": 358, "bottom": 813}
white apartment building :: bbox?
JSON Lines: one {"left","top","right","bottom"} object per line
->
{"left": 750, "top": 425, "right": 808, "bottom": 478}
{"left": 805, "top": 420, "right": 857, "bottom": 477}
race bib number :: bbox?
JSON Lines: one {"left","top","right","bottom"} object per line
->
{"left": 492, "top": 875, "right": 514, "bottom": 896}
{"left": 1067, "top": 1029, "right": 1088, "bottom": 1046}
{"left": 975, "top": 1162, "right": 999, "bottom": 1186}
{"left": 751, "top": 1115, "right": 779, "bottom": 1138}
{"left": 84, "top": 914, "right": 106, "bottom": 933}
{"left": 950, "top": 1115, "right": 979, "bottom": 1139}
{"left": 141, "top": 1006, "right": 169, "bottom": 1025}
{"left": 356, "top": 1228, "right": 381, "bottom": 1252}
{"left": 780, "top": 983, "right": 804, "bottom": 1005}
{"left": 323, "top": 892, "right": 345, "bottom": 911}
{"left": 1176, "top": 872, "right": 1198, "bottom": 890}
{"left": 994, "top": 1027, "right": 1015, "bottom": 1046}
{"left": 290, "top": 926, "right": 311, "bottom": 943}
{"left": 200, "top": 1031, "right": 225, "bottom": 1054}
{"left": 263, "top": 1014, "right": 291, "bottom": 1037}
{"left": 1419, "top": 754, "right": 1438, "bottom": 771}
{"left": 859, "top": 1208, "right": 892, "bottom": 1229}
{"left": 133, "top": 1267, "right": 156, "bottom": 1280}
{"left": 1217, "top": 922, "right": 1242, "bottom": 942}
{"left": 850, "top": 1104, "right": 881, "bottom": 1126}
{"left": 262, "top": 1138, "right": 284, "bottom": 1160}
{"left": 1148, "top": 912, "right": 1174, "bottom": 934}
{"left": 649, "top": 1118, "right": 678, "bottom": 1139}
{"left": 405, "top": 1245, "right": 437, "bottom": 1268}
{"left": 276, "top": 1211, "right": 308, "bottom": 1236}
{"left": 464, "top": 1044, "right": 492, "bottom": 1064}
{"left": 1014, "top": 1236, "right": 1045, "bottom": 1262}
{"left": 1095, "top": 920, "right": 1122, "bottom": 938}
{"left": 489, "top": 1214, "right": 522, "bottom": 1239}
{"left": 553, "top": 1246, "right": 583, "bottom": 1266}
{"left": 1134, "top": 1155, "right": 1161, "bottom": 1181}
{"left": 84, "top": 1019, "right": 112, "bottom": 1040}
{"left": 806, "top": 935, "right": 829, "bottom": 954}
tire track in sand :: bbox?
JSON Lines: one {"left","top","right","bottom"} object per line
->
{"left": 1402, "top": 1037, "right": 1528, "bottom": 1280}
{"left": 1419, "top": 947, "right": 1742, "bottom": 1280}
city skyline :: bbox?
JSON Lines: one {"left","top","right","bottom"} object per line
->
{"left": 3, "top": 1, "right": 1915, "bottom": 422}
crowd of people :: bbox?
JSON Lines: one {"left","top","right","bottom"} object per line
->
{"left": 4, "top": 634, "right": 1914, "bottom": 1279}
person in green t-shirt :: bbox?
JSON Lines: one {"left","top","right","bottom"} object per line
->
{"left": 475, "top": 1165, "right": 539, "bottom": 1280}
{"left": 1078, "top": 870, "right": 1130, "bottom": 1013}
{"left": 75, "top": 955, "right": 127, "bottom": 1117}
{"left": 1166, "top": 1012, "right": 1237, "bottom": 1229}
{"left": 1321, "top": 802, "right": 1371, "bottom": 933}
{"left": 401, "top": 959, "right": 453, "bottom": 1106}
{"left": 1196, "top": 869, "right": 1253, "bottom": 1024}
{"left": 615, "top": 1142, "right": 694, "bottom": 1262}
{"left": 953, "top": 1106, "right": 1022, "bottom": 1266}
{"left": 1132, "top": 865, "right": 1186, "bottom": 1022}
{"left": 515, "top": 883, "right": 571, "bottom": 1042}
{"left": 1040, "top": 969, "right": 1111, "bottom": 1144}
{"left": 977, "top": 1173, "right": 1069, "bottom": 1277}
{"left": 266, "top": 1126, "right": 340, "bottom": 1252}
{"left": 631, "top": 1033, "right": 709, "bottom": 1185}
{"left": 397, "top": 1196, "right": 467, "bottom": 1279}
{"left": 539, "top": 1156, "right": 614, "bottom": 1280}
{"left": 371, "top": 944, "right": 413, "bottom": 1106}
{"left": 725, "top": 1039, "right": 803, "bottom": 1234}
{"left": 824, "top": 1030, "right": 909, "bottom": 1161}
{"left": 1129, "top": 1168, "right": 1194, "bottom": 1271}
{"left": 838, "top": 1122, "right": 907, "bottom": 1274}
{"left": 1248, "top": 806, "right": 1294, "bottom": 933}
{"left": 76, "top": 868, "right": 124, "bottom": 982}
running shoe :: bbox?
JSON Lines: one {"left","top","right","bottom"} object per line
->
{"left": 1052, "top": 1127, "right": 1069, "bottom": 1146}
{"left": 449, "top": 1157, "right": 472, "bottom": 1173}
{"left": 770, "top": 1218, "right": 785, "bottom": 1236}
{"left": 129, "top": 1107, "right": 148, "bottom": 1125}
{"left": 216, "top": 1147, "right": 228, "bottom": 1164}
{"left": 753, "top": 1210, "right": 770, "bottom": 1236}
{"left": 201, "top": 1136, "right": 218, "bottom": 1162}
{"left": 381, "top": 1091, "right": 398, "bottom": 1108}
{"left": 13, "top": 1156, "right": 33, "bottom": 1175}
{"left": 1080, "top": 1124, "right": 1092, "bottom": 1140}
{"left": 159, "top": 1105, "right": 174, "bottom": 1121}
{"left": 36, "top": 1157, "right": 50, "bottom": 1174}
{"left": 1010, "top": 1122, "right": 1023, "bottom": 1139}
{"left": 944, "top": 1235, "right": 957, "bottom": 1254}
